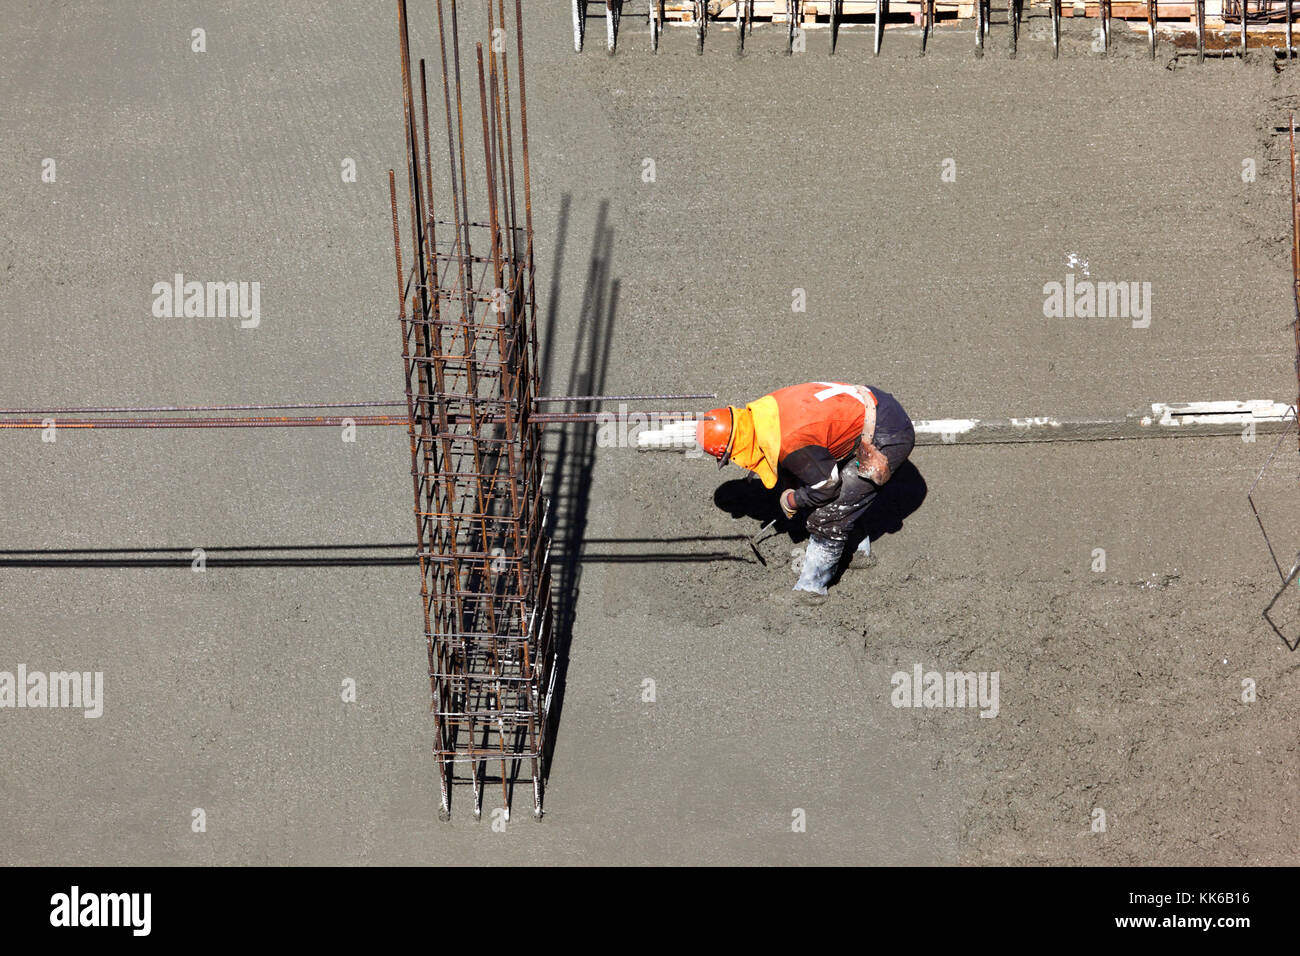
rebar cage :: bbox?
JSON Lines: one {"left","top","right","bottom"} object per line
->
{"left": 388, "top": 0, "right": 554, "bottom": 820}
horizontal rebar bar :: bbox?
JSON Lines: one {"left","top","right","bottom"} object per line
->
{"left": 0, "top": 401, "right": 407, "bottom": 415}
{"left": 0, "top": 416, "right": 409, "bottom": 430}
{"left": 0, "top": 394, "right": 714, "bottom": 417}
{"left": 0, "top": 410, "right": 704, "bottom": 429}
{"left": 535, "top": 393, "right": 716, "bottom": 403}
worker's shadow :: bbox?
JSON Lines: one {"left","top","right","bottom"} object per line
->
{"left": 713, "top": 460, "right": 928, "bottom": 558}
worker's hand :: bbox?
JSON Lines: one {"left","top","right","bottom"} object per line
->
{"left": 779, "top": 489, "right": 799, "bottom": 519}
{"left": 857, "top": 443, "right": 891, "bottom": 485}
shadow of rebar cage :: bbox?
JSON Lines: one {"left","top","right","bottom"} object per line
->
{"left": 388, "top": 0, "right": 554, "bottom": 820}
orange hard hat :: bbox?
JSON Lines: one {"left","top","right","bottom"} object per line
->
{"left": 697, "top": 407, "right": 735, "bottom": 467}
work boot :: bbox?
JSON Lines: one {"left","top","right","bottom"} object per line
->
{"left": 791, "top": 587, "right": 828, "bottom": 607}
{"left": 792, "top": 535, "right": 843, "bottom": 600}
{"left": 848, "top": 537, "right": 877, "bottom": 571}
{"left": 769, "top": 583, "right": 829, "bottom": 608}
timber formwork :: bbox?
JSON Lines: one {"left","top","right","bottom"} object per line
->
{"left": 389, "top": 0, "right": 554, "bottom": 820}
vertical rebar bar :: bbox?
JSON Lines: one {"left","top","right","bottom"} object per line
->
{"left": 397, "top": 0, "right": 429, "bottom": 362}
{"left": 495, "top": 0, "right": 519, "bottom": 267}
{"left": 1197, "top": 0, "right": 1205, "bottom": 61}
{"left": 1288, "top": 0, "right": 1295, "bottom": 59}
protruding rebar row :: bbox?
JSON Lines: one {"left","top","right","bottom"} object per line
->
{"left": 573, "top": 1, "right": 1300, "bottom": 59}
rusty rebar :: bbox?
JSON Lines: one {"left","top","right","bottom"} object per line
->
{"left": 1197, "top": 0, "right": 1206, "bottom": 61}
{"left": 535, "top": 392, "right": 715, "bottom": 402}
{"left": 0, "top": 400, "right": 406, "bottom": 415}
{"left": 0, "top": 415, "right": 410, "bottom": 429}
{"left": 0, "top": 394, "right": 712, "bottom": 418}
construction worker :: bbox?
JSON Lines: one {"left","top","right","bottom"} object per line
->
{"left": 696, "top": 382, "right": 915, "bottom": 605}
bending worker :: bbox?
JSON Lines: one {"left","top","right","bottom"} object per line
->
{"left": 696, "top": 381, "right": 915, "bottom": 605}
